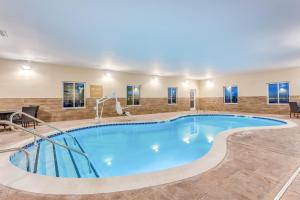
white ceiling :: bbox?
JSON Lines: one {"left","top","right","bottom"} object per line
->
{"left": 0, "top": 0, "right": 300, "bottom": 79}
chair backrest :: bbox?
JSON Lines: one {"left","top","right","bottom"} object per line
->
{"left": 289, "top": 102, "right": 298, "bottom": 112}
{"left": 21, "top": 107, "right": 36, "bottom": 122}
{"left": 29, "top": 105, "right": 39, "bottom": 118}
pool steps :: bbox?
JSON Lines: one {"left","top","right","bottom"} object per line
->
{"left": 63, "top": 138, "right": 81, "bottom": 178}
{"left": 12, "top": 137, "right": 100, "bottom": 178}
{"left": 73, "top": 137, "right": 100, "bottom": 177}
{"left": 1, "top": 118, "right": 96, "bottom": 178}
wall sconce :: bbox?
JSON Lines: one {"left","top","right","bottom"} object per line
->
{"left": 19, "top": 63, "right": 34, "bottom": 78}
{"left": 22, "top": 65, "right": 32, "bottom": 71}
{"left": 182, "top": 80, "right": 190, "bottom": 87}
{"left": 102, "top": 71, "right": 113, "bottom": 81}
{"left": 105, "top": 72, "right": 112, "bottom": 78}
{"left": 206, "top": 80, "right": 214, "bottom": 88}
{"left": 151, "top": 76, "right": 159, "bottom": 85}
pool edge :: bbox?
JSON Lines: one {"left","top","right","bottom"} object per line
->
{"left": 0, "top": 113, "right": 296, "bottom": 195}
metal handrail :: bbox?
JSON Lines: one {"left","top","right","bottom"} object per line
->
{"left": 9, "top": 111, "right": 77, "bottom": 145}
{"left": 0, "top": 147, "right": 30, "bottom": 172}
{"left": 0, "top": 120, "right": 92, "bottom": 173}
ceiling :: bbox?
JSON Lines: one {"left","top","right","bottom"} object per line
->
{"left": 0, "top": 0, "right": 300, "bottom": 79}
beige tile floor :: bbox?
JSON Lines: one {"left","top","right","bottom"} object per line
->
{"left": 0, "top": 111, "right": 300, "bottom": 200}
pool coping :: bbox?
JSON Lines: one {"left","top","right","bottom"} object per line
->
{"left": 0, "top": 113, "right": 297, "bottom": 195}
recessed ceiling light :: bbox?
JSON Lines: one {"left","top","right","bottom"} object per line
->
{"left": 0, "top": 30, "right": 8, "bottom": 38}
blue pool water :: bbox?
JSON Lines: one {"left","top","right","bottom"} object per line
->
{"left": 10, "top": 115, "right": 285, "bottom": 178}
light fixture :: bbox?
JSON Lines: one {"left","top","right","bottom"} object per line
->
{"left": 206, "top": 80, "right": 214, "bottom": 88}
{"left": 151, "top": 76, "right": 159, "bottom": 85}
{"left": 105, "top": 72, "right": 112, "bottom": 78}
{"left": 182, "top": 80, "right": 190, "bottom": 87}
{"left": 22, "top": 65, "right": 32, "bottom": 71}
{"left": 102, "top": 71, "right": 113, "bottom": 81}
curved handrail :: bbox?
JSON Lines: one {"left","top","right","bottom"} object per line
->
{"left": 0, "top": 147, "right": 30, "bottom": 172}
{"left": 9, "top": 111, "right": 77, "bottom": 145}
{"left": 0, "top": 120, "right": 92, "bottom": 174}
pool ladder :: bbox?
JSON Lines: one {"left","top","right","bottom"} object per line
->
{"left": 0, "top": 112, "right": 97, "bottom": 176}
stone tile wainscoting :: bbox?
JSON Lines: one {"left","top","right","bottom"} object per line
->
{"left": 0, "top": 98, "right": 191, "bottom": 122}
{"left": 198, "top": 96, "right": 300, "bottom": 115}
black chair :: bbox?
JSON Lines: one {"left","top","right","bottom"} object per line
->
{"left": 29, "top": 105, "right": 39, "bottom": 118}
{"left": 14, "top": 106, "right": 39, "bottom": 128}
{"left": 288, "top": 102, "right": 300, "bottom": 118}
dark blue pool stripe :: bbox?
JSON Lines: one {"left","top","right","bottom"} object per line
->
{"left": 63, "top": 138, "right": 81, "bottom": 178}
{"left": 252, "top": 116, "right": 287, "bottom": 124}
{"left": 52, "top": 144, "right": 59, "bottom": 177}
{"left": 33, "top": 143, "right": 40, "bottom": 173}
{"left": 73, "top": 137, "right": 100, "bottom": 178}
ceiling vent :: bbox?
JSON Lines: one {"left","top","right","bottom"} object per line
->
{"left": 0, "top": 30, "right": 8, "bottom": 37}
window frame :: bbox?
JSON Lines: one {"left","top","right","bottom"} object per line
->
{"left": 267, "top": 81, "right": 289, "bottom": 105}
{"left": 126, "top": 85, "right": 141, "bottom": 106}
{"left": 62, "top": 81, "right": 86, "bottom": 109}
{"left": 223, "top": 85, "right": 238, "bottom": 104}
{"left": 168, "top": 87, "right": 177, "bottom": 105}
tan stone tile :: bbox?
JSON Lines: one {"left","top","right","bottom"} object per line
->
{"left": 281, "top": 190, "right": 300, "bottom": 200}
{"left": 158, "top": 181, "right": 207, "bottom": 200}
{"left": 215, "top": 169, "right": 277, "bottom": 200}
{"left": 199, "top": 186, "right": 251, "bottom": 200}
{"left": 123, "top": 188, "right": 173, "bottom": 200}
{"left": 81, "top": 193, "right": 129, "bottom": 200}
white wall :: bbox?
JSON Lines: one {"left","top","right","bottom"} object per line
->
{"left": 2, "top": 58, "right": 300, "bottom": 100}
{"left": 199, "top": 67, "right": 300, "bottom": 98}
{"left": 0, "top": 59, "right": 199, "bottom": 98}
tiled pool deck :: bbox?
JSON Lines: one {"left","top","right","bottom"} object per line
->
{"left": 0, "top": 111, "right": 300, "bottom": 200}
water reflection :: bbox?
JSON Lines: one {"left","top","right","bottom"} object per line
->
{"left": 151, "top": 144, "right": 159, "bottom": 152}
{"left": 104, "top": 157, "right": 112, "bottom": 166}
{"left": 207, "top": 135, "right": 214, "bottom": 143}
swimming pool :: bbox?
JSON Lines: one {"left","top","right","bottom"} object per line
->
{"left": 10, "top": 114, "right": 286, "bottom": 179}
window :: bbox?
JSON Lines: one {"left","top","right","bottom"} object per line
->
{"left": 63, "top": 82, "right": 85, "bottom": 108}
{"left": 168, "top": 87, "right": 177, "bottom": 104}
{"left": 127, "top": 85, "right": 140, "bottom": 105}
{"left": 224, "top": 86, "right": 238, "bottom": 103}
{"left": 268, "top": 82, "right": 289, "bottom": 104}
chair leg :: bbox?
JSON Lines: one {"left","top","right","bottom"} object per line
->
{"left": 290, "top": 112, "right": 292, "bottom": 118}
